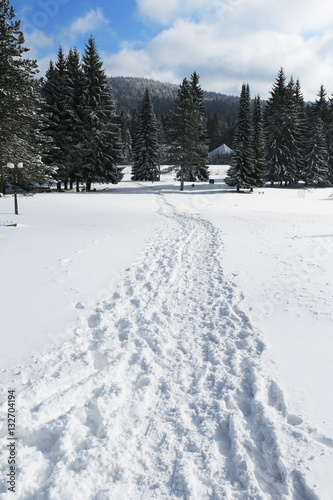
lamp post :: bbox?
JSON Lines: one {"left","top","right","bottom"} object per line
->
{"left": 6, "top": 163, "right": 23, "bottom": 215}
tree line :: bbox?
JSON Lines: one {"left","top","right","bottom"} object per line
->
{"left": 226, "top": 69, "right": 333, "bottom": 191}
{"left": 41, "top": 41, "right": 123, "bottom": 192}
{"left": 1, "top": 0, "right": 333, "bottom": 194}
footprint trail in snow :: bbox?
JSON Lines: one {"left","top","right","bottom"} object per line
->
{"left": 0, "top": 194, "right": 321, "bottom": 499}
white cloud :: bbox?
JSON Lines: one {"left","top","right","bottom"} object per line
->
{"left": 25, "top": 29, "right": 54, "bottom": 53}
{"left": 103, "top": 0, "right": 333, "bottom": 100}
{"left": 136, "top": 0, "right": 212, "bottom": 24}
{"left": 25, "top": 0, "right": 333, "bottom": 100}
{"left": 64, "top": 8, "right": 109, "bottom": 38}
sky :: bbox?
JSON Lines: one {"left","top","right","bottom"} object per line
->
{"left": 12, "top": 0, "right": 333, "bottom": 100}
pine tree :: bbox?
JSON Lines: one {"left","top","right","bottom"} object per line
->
{"left": 169, "top": 77, "right": 197, "bottom": 190}
{"left": 265, "top": 68, "right": 290, "bottom": 185}
{"left": 225, "top": 84, "right": 255, "bottom": 191}
{"left": 131, "top": 88, "right": 160, "bottom": 181}
{"left": 283, "top": 77, "right": 301, "bottom": 184}
{"left": 156, "top": 115, "right": 166, "bottom": 167}
{"left": 314, "top": 85, "right": 329, "bottom": 122}
{"left": 119, "top": 111, "right": 132, "bottom": 164}
{"left": 327, "top": 94, "right": 333, "bottom": 183}
{"left": 0, "top": 0, "right": 48, "bottom": 193}
{"left": 304, "top": 113, "right": 330, "bottom": 186}
{"left": 80, "top": 37, "right": 123, "bottom": 190}
{"left": 169, "top": 73, "right": 208, "bottom": 190}
{"left": 41, "top": 47, "right": 70, "bottom": 190}
{"left": 252, "top": 95, "right": 266, "bottom": 187}
{"left": 313, "top": 85, "right": 333, "bottom": 183}
{"left": 207, "top": 113, "right": 223, "bottom": 152}
{"left": 293, "top": 79, "right": 307, "bottom": 181}
{"left": 189, "top": 72, "right": 209, "bottom": 181}
{"left": 64, "top": 47, "right": 86, "bottom": 190}
{"left": 303, "top": 89, "right": 330, "bottom": 186}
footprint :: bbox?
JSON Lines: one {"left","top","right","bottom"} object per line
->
{"left": 88, "top": 312, "right": 102, "bottom": 329}
{"left": 92, "top": 351, "right": 109, "bottom": 370}
{"left": 309, "top": 431, "right": 333, "bottom": 448}
{"left": 268, "top": 380, "right": 287, "bottom": 414}
{"left": 136, "top": 374, "right": 151, "bottom": 389}
{"left": 84, "top": 402, "right": 107, "bottom": 438}
{"left": 287, "top": 414, "right": 303, "bottom": 426}
{"left": 115, "top": 318, "right": 131, "bottom": 331}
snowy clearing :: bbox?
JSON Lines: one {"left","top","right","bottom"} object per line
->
{"left": 0, "top": 168, "right": 332, "bottom": 499}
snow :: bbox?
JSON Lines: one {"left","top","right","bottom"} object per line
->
{"left": 0, "top": 168, "right": 332, "bottom": 499}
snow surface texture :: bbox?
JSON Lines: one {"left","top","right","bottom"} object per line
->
{"left": 0, "top": 170, "right": 332, "bottom": 499}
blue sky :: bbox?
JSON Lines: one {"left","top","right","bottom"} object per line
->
{"left": 12, "top": 0, "right": 333, "bottom": 100}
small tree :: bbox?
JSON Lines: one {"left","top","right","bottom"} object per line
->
{"left": 131, "top": 88, "right": 160, "bottom": 181}
{"left": 225, "top": 84, "right": 255, "bottom": 191}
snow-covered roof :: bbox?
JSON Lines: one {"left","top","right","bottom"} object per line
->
{"left": 208, "top": 144, "right": 233, "bottom": 156}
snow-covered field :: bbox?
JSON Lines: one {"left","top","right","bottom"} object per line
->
{"left": 0, "top": 167, "right": 332, "bottom": 499}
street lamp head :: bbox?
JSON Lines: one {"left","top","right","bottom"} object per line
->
{"left": 6, "top": 162, "right": 23, "bottom": 169}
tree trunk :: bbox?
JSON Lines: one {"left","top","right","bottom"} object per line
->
{"left": 180, "top": 167, "right": 184, "bottom": 191}
{"left": 0, "top": 168, "right": 4, "bottom": 195}
{"left": 76, "top": 178, "right": 80, "bottom": 192}
{"left": 86, "top": 180, "right": 91, "bottom": 192}
{"left": 57, "top": 181, "right": 61, "bottom": 192}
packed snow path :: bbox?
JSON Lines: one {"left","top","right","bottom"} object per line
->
{"left": 0, "top": 193, "right": 324, "bottom": 499}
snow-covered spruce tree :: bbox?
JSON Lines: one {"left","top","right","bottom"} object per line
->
{"left": 252, "top": 95, "right": 266, "bottom": 187}
{"left": 188, "top": 71, "right": 209, "bottom": 181}
{"left": 0, "top": 0, "right": 49, "bottom": 193}
{"left": 328, "top": 101, "right": 333, "bottom": 183}
{"left": 156, "top": 114, "right": 166, "bottom": 166}
{"left": 131, "top": 88, "right": 160, "bottom": 181}
{"left": 41, "top": 48, "right": 71, "bottom": 191}
{"left": 293, "top": 79, "right": 307, "bottom": 181}
{"left": 169, "top": 78, "right": 198, "bottom": 190}
{"left": 313, "top": 85, "right": 333, "bottom": 183}
{"left": 303, "top": 104, "right": 330, "bottom": 186}
{"left": 80, "top": 37, "right": 123, "bottom": 190}
{"left": 282, "top": 77, "right": 304, "bottom": 185}
{"left": 119, "top": 110, "right": 132, "bottom": 164}
{"left": 170, "top": 74, "right": 208, "bottom": 190}
{"left": 64, "top": 47, "right": 87, "bottom": 191}
{"left": 207, "top": 113, "right": 223, "bottom": 152}
{"left": 225, "top": 84, "right": 255, "bottom": 191}
{"left": 265, "top": 68, "right": 290, "bottom": 186}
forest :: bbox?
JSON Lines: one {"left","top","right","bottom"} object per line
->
{"left": 1, "top": 0, "right": 333, "bottom": 194}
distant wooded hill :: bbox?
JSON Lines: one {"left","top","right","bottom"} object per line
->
{"left": 109, "top": 76, "right": 239, "bottom": 121}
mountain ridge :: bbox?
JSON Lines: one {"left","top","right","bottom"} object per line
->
{"left": 109, "top": 76, "right": 239, "bottom": 119}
